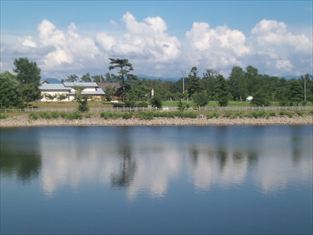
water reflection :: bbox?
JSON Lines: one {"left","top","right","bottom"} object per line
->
{"left": 0, "top": 126, "right": 312, "bottom": 198}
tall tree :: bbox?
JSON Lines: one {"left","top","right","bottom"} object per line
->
{"left": 0, "top": 72, "right": 23, "bottom": 108}
{"left": 186, "top": 66, "right": 201, "bottom": 98}
{"left": 215, "top": 75, "right": 229, "bottom": 106}
{"left": 92, "top": 75, "right": 105, "bottom": 83}
{"left": 66, "top": 74, "right": 78, "bottom": 82}
{"left": 228, "top": 66, "right": 246, "bottom": 101}
{"left": 202, "top": 69, "right": 219, "bottom": 100}
{"left": 81, "top": 73, "right": 92, "bottom": 82}
{"left": 108, "top": 58, "right": 133, "bottom": 101}
{"left": 13, "top": 58, "right": 41, "bottom": 102}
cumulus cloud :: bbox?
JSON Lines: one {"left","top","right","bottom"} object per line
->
{"left": 248, "top": 19, "right": 312, "bottom": 74}
{"left": 185, "top": 22, "right": 250, "bottom": 70}
{"left": 0, "top": 13, "right": 311, "bottom": 77}
{"left": 99, "top": 12, "right": 181, "bottom": 64}
{"left": 21, "top": 36, "right": 37, "bottom": 48}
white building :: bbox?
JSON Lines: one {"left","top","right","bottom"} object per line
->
{"left": 39, "top": 82, "right": 105, "bottom": 102}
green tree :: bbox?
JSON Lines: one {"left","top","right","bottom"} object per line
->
{"left": 192, "top": 91, "right": 209, "bottom": 107}
{"left": 228, "top": 66, "right": 247, "bottom": 101}
{"left": 186, "top": 66, "right": 201, "bottom": 98}
{"left": 251, "top": 90, "right": 270, "bottom": 106}
{"left": 75, "top": 87, "right": 89, "bottom": 112}
{"left": 81, "top": 73, "right": 92, "bottom": 82}
{"left": 109, "top": 58, "right": 133, "bottom": 101}
{"left": 215, "top": 75, "right": 229, "bottom": 106}
{"left": 177, "top": 100, "right": 189, "bottom": 112}
{"left": 288, "top": 79, "right": 303, "bottom": 105}
{"left": 92, "top": 75, "right": 105, "bottom": 83}
{"left": 150, "top": 97, "right": 162, "bottom": 109}
{"left": 66, "top": 74, "right": 78, "bottom": 82}
{"left": 201, "top": 69, "right": 219, "bottom": 100}
{"left": 13, "top": 58, "right": 41, "bottom": 102}
{"left": 0, "top": 72, "right": 23, "bottom": 108}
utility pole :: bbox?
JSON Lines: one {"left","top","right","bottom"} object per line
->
{"left": 304, "top": 74, "right": 307, "bottom": 103}
{"left": 180, "top": 71, "right": 186, "bottom": 99}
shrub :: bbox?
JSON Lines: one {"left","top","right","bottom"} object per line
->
{"left": 101, "top": 112, "right": 120, "bottom": 119}
{"left": 124, "top": 100, "right": 136, "bottom": 107}
{"left": 295, "top": 110, "right": 304, "bottom": 116}
{"left": 29, "top": 113, "right": 39, "bottom": 120}
{"left": 50, "top": 111, "right": 60, "bottom": 119}
{"left": 251, "top": 91, "right": 270, "bottom": 106}
{"left": 206, "top": 112, "right": 219, "bottom": 119}
{"left": 150, "top": 97, "right": 162, "bottom": 109}
{"left": 0, "top": 113, "right": 8, "bottom": 119}
{"left": 63, "top": 112, "right": 82, "bottom": 120}
{"left": 113, "top": 103, "right": 125, "bottom": 108}
{"left": 180, "top": 111, "right": 197, "bottom": 118}
{"left": 136, "top": 101, "right": 148, "bottom": 107}
{"left": 137, "top": 112, "right": 154, "bottom": 120}
{"left": 122, "top": 113, "right": 133, "bottom": 119}
{"left": 192, "top": 91, "right": 209, "bottom": 107}
{"left": 251, "top": 111, "right": 267, "bottom": 118}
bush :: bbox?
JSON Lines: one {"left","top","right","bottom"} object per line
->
{"left": 124, "top": 100, "right": 136, "bottom": 107}
{"left": 180, "top": 111, "right": 197, "bottom": 118}
{"left": 251, "top": 91, "right": 270, "bottom": 106}
{"left": 29, "top": 113, "right": 39, "bottom": 120}
{"left": 150, "top": 97, "right": 162, "bottom": 109}
{"left": 251, "top": 111, "right": 267, "bottom": 118}
{"left": 136, "top": 101, "right": 148, "bottom": 107}
{"left": 122, "top": 113, "right": 132, "bottom": 119}
{"left": 78, "top": 98, "right": 89, "bottom": 112}
{"left": 62, "top": 112, "right": 82, "bottom": 120}
{"left": 206, "top": 112, "right": 219, "bottom": 119}
{"left": 192, "top": 91, "right": 208, "bottom": 107}
{"left": 112, "top": 103, "right": 125, "bottom": 108}
{"left": 0, "top": 113, "right": 8, "bottom": 119}
{"left": 137, "top": 112, "right": 154, "bottom": 120}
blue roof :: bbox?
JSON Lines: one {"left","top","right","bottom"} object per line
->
{"left": 63, "top": 82, "right": 98, "bottom": 87}
{"left": 39, "top": 84, "right": 70, "bottom": 91}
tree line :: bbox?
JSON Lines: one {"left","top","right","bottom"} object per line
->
{"left": 0, "top": 57, "right": 312, "bottom": 109}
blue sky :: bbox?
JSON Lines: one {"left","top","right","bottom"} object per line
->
{"left": 1, "top": 1, "right": 312, "bottom": 78}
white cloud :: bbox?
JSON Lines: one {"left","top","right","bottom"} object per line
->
{"left": 249, "top": 19, "right": 312, "bottom": 74}
{"left": 111, "top": 12, "right": 180, "bottom": 63}
{"left": 21, "top": 36, "right": 37, "bottom": 48}
{"left": 185, "top": 22, "right": 250, "bottom": 70}
{"left": 0, "top": 14, "right": 312, "bottom": 77}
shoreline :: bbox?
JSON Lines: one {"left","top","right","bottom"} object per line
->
{"left": 0, "top": 115, "right": 312, "bottom": 127}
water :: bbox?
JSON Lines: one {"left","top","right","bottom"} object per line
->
{"left": 0, "top": 126, "right": 312, "bottom": 235}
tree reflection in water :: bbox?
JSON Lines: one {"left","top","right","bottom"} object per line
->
{"left": 111, "top": 127, "right": 136, "bottom": 188}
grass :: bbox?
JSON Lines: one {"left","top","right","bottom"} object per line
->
{"left": 20, "top": 108, "right": 313, "bottom": 122}
{"left": 0, "top": 113, "right": 8, "bottom": 119}
{"left": 29, "top": 111, "right": 82, "bottom": 120}
{"left": 30, "top": 101, "right": 112, "bottom": 109}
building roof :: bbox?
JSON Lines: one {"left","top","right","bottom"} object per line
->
{"left": 82, "top": 88, "right": 105, "bottom": 95}
{"left": 63, "top": 82, "right": 98, "bottom": 88}
{"left": 39, "top": 84, "right": 71, "bottom": 91}
{"left": 69, "top": 88, "right": 105, "bottom": 96}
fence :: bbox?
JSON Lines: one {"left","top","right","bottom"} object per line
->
{"left": 0, "top": 105, "right": 312, "bottom": 113}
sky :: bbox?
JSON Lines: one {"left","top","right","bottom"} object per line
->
{"left": 1, "top": 0, "right": 312, "bottom": 79}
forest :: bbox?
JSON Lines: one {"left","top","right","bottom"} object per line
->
{"left": 0, "top": 57, "right": 312, "bottom": 108}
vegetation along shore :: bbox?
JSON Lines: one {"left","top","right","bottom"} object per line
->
{"left": 1, "top": 109, "right": 312, "bottom": 127}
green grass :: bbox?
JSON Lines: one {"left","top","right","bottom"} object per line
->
{"left": 29, "top": 111, "right": 82, "bottom": 120}
{"left": 0, "top": 113, "right": 8, "bottom": 119}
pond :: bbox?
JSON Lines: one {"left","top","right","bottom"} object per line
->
{"left": 0, "top": 126, "right": 312, "bottom": 234}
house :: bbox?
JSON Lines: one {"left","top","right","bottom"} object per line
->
{"left": 39, "top": 82, "right": 105, "bottom": 102}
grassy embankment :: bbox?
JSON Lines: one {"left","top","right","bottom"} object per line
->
{"left": 16, "top": 109, "right": 312, "bottom": 121}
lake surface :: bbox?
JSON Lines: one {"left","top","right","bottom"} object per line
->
{"left": 0, "top": 126, "right": 312, "bottom": 235}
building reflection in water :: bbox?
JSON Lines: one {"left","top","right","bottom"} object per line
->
{"left": 1, "top": 126, "right": 311, "bottom": 199}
